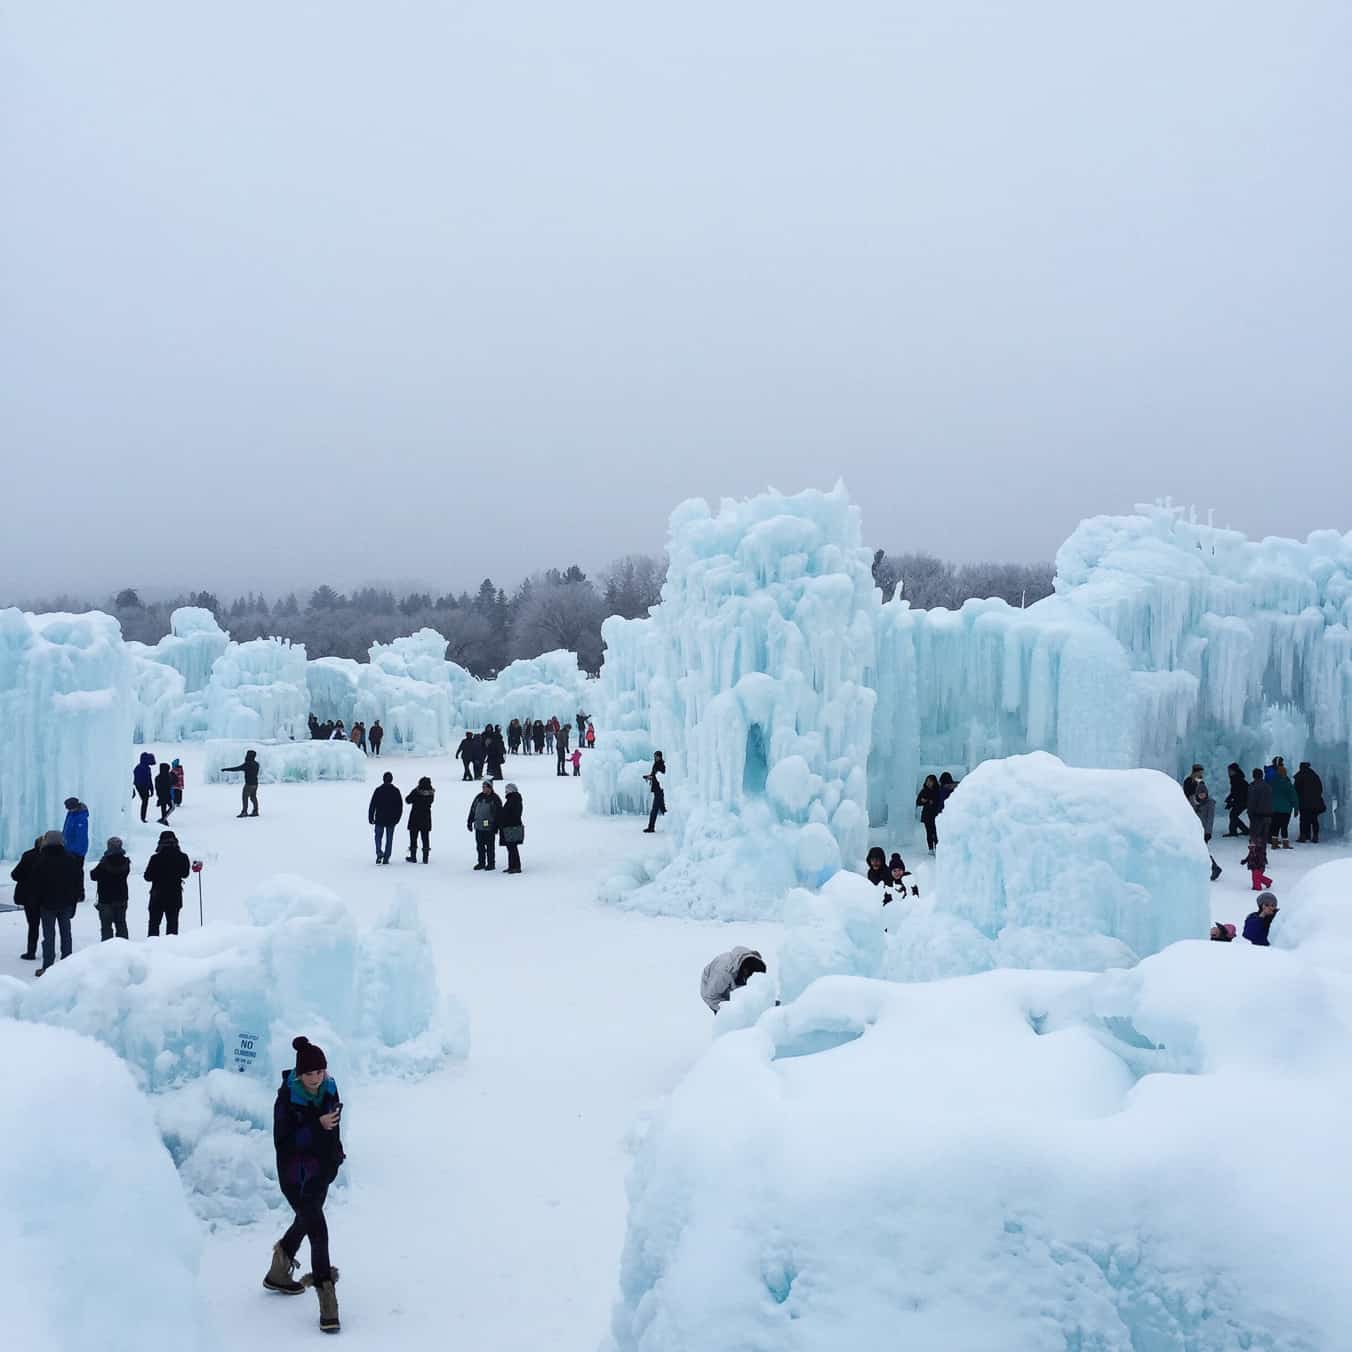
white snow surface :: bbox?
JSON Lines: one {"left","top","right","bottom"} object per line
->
{"left": 0, "top": 1017, "right": 218, "bottom": 1352}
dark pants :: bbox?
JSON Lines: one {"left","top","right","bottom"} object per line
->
{"left": 922, "top": 812, "right": 939, "bottom": 851}
{"left": 149, "top": 898, "right": 181, "bottom": 936}
{"left": 505, "top": 841, "right": 521, "bottom": 871}
{"left": 157, "top": 795, "right": 173, "bottom": 823}
{"left": 647, "top": 788, "right": 665, "bottom": 831}
{"left": 242, "top": 784, "right": 259, "bottom": 815}
{"left": 98, "top": 901, "right": 129, "bottom": 940}
{"left": 475, "top": 829, "right": 496, "bottom": 869}
{"left": 1298, "top": 810, "right": 1322, "bottom": 843}
{"left": 1249, "top": 813, "right": 1270, "bottom": 844}
{"left": 572, "top": 762, "right": 580, "bottom": 776}
{"left": 408, "top": 825, "right": 430, "bottom": 859}
{"left": 462, "top": 760, "right": 473, "bottom": 781}
{"left": 1271, "top": 811, "right": 1291, "bottom": 842}
{"left": 280, "top": 1182, "right": 331, "bottom": 1284}
{"left": 373, "top": 822, "right": 394, "bottom": 861}
{"left": 21, "top": 904, "right": 40, "bottom": 957}
{"left": 137, "top": 787, "right": 151, "bottom": 822}
{"left": 371, "top": 740, "right": 381, "bottom": 756}
{"left": 557, "top": 749, "right": 567, "bottom": 775}
{"left": 1226, "top": 807, "right": 1249, "bottom": 836}
{"left": 40, "top": 905, "right": 75, "bottom": 968}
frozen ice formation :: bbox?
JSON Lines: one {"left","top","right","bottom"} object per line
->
{"left": 610, "top": 946, "right": 1352, "bottom": 1352}
{"left": 458, "top": 649, "right": 593, "bottom": 732}
{"left": 204, "top": 636, "right": 309, "bottom": 741}
{"left": 132, "top": 606, "right": 230, "bottom": 694}
{"left": 0, "top": 877, "right": 468, "bottom": 1222}
{"left": 0, "top": 1018, "right": 217, "bottom": 1352}
{"left": 0, "top": 608, "right": 135, "bottom": 861}
{"left": 201, "top": 738, "right": 368, "bottom": 783}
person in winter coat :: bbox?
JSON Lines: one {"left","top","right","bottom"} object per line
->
{"left": 916, "top": 775, "right": 943, "bottom": 852}
{"left": 532, "top": 720, "right": 545, "bottom": 755}
{"left": 1182, "top": 764, "right": 1204, "bottom": 802}
{"left": 643, "top": 752, "right": 667, "bottom": 833}
{"left": 351, "top": 722, "right": 365, "bottom": 751}
{"left": 154, "top": 762, "right": 175, "bottom": 824}
{"left": 144, "top": 829, "right": 191, "bottom": 936}
{"left": 221, "top": 750, "right": 261, "bottom": 817}
{"left": 32, "top": 829, "right": 84, "bottom": 973}
{"left": 1270, "top": 764, "right": 1297, "bottom": 848}
{"left": 470, "top": 731, "right": 486, "bottom": 780}
{"left": 457, "top": 732, "right": 475, "bottom": 781}
{"left": 577, "top": 711, "right": 588, "bottom": 742}
{"left": 10, "top": 836, "right": 43, "bottom": 961}
{"left": 545, "top": 720, "right": 555, "bottom": 754}
{"left": 331, "top": 721, "right": 346, "bottom": 741}
{"left": 405, "top": 777, "right": 435, "bottom": 863}
{"left": 585, "top": 722, "right": 596, "bottom": 749}
{"left": 1247, "top": 769, "right": 1273, "bottom": 845}
{"left": 555, "top": 723, "right": 570, "bottom": 776}
{"left": 171, "top": 758, "right": 185, "bottom": 807}
{"left": 468, "top": 781, "right": 500, "bottom": 870}
{"left": 1243, "top": 893, "right": 1278, "bottom": 946}
{"left": 1191, "top": 778, "right": 1216, "bottom": 841}
{"left": 1210, "top": 922, "right": 1236, "bottom": 942}
{"left": 1224, "top": 763, "right": 1249, "bottom": 837}
{"left": 368, "top": 771, "right": 403, "bottom": 865}
{"left": 133, "top": 752, "right": 156, "bottom": 822}
{"left": 90, "top": 837, "right": 131, "bottom": 940}
{"left": 1243, "top": 838, "right": 1273, "bottom": 892}
{"left": 1294, "top": 762, "right": 1325, "bottom": 843}
{"left": 571, "top": 747, "right": 582, "bottom": 776}
{"left": 700, "top": 947, "right": 767, "bottom": 1013}
{"left": 508, "top": 719, "right": 521, "bottom": 755}
{"left": 498, "top": 783, "right": 524, "bottom": 873}
{"left": 265, "top": 1036, "right": 344, "bottom": 1334}
{"left": 62, "top": 797, "right": 89, "bottom": 899}
{"left": 484, "top": 730, "right": 505, "bottom": 782}
{"left": 865, "top": 846, "right": 889, "bottom": 886}
{"left": 369, "top": 720, "right": 383, "bottom": 756}
{"left": 889, "top": 853, "right": 918, "bottom": 899}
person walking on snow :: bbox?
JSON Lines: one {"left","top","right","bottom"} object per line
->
{"left": 369, "top": 720, "right": 383, "bottom": 756}
{"left": 144, "top": 829, "right": 190, "bottom": 936}
{"left": 643, "top": 751, "right": 667, "bottom": 832}
{"left": 1243, "top": 893, "right": 1279, "bottom": 946}
{"left": 700, "top": 947, "right": 767, "bottom": 1013}
{"left": 264, "top": 1036, "right": 344, "bottom": 1335}
{"left": 457, "top": 732, "right": 475, "bottom": 781}
{"left": 133, "top": 752, "right": 155, "bottom": 823}
{"left": 1224, "top": 762, "right": 1249, "bottom": 837}
{"left": 1247, "top": 769, "right": 1273, "bottom": 846}
{"left": 10, "top": 836, "right": 43, "bottom": 961}
{"left": 499, "top": 782, "right": 524, "bottom": 873}
{"left": 1243, "top": 838, "right": 1273, "bottom": 892}
{"left": 467, "top": 780, "right": 500, "bottom": 870}
{"left": 90, "top": 837, "right": 130, "bottom": 940}
{"left": 221, "top": 750, "right": 261, "bottom": 817}
{"left": 154, "top": 761, "right": 175, "bottom": 824}
{"left": 916, "top": 775, "right": 943, "bottom": 853}
{"left": 368, "top": 771, "right": 403, "bottom": 865}
{"left": 171, "top": 758, "right": 184, "bottom": 808}
{"left": 405, "top": 776, "right": 435, "bottom": 863}
{"left": 571, "top": 747, "right": 582, "bottom": 776}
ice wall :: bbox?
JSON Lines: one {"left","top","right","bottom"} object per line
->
{"left": 0, "top": 876, "right": 468, "bottom": 1222}
{"left": 584, "top": 616, "right": 659, "bottom": 816}
{"left": 0, "top": 609, "right": 134, "bottom": 860}
{"left": 139, "top": 606, "right": 230, "bottom": 693}
{"left": 597, "top": 485, "right": 877, "bottom": 920}
{"left": 0, "top": 1019, "right": 218, "bottom": 1352}
{"left": 201, "top": 739, "right": 367, "bottom": 783}
{"left": 205, "top": 636, "right": 309, "bottom": 741}
{"left": 459, "top": 650, "right": 592, "bottom": 732}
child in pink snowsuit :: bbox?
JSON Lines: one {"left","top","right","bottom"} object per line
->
{"left": 570, "top": 748, "right": 582, "bottom": 777}
{"left": 1243, "top": 840, "right": 1272, "bottom": 891}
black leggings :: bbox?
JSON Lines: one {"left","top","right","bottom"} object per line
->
{"left": 408, "top": 825, "right": 429, "bottom": 858}
{"left": 1271, "top": 811, "right": 1291, "bottom": 841}
{"left": 280, "top": 1182, "right": 331, "bottom": 1283}
{"left": 1226, "top": 807, "right": 1249, "bottom": 836}
{"left": 922, "top": 811, "right": 939, "bottom": 851}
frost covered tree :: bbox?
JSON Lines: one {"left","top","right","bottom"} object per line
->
{"left": 601, "top": 553, "right": 667, "bottom": 618}
{"left": 509, "top": 576, "right": 606, "bottom": 673}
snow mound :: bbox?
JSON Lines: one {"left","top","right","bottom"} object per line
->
{"left": 1272, "top": 857, "right": 1352, "bottom": 966}
{"left": 0, "top": 608, "right": 135, "bottom": 860}
{"left": 0, "top": 1018, "right": 217, "bottom": 1351}
{"left": 611, "top": 950, "right": 1351, "bottom": 1351}
{"left": 0, "top": 877, "right": 468, "bottom": 1221}
{"left": 201, "top": 738, "right": 367, "bottom": 783}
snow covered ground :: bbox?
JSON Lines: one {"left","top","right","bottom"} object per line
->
{"left": 0, "top": 744, "right": 1343, "bottom": 1349}
{"left": 1, "top": 743, "right": 778, "bottom": 1349}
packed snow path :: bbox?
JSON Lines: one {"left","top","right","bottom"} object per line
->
{"left": 0, "top": 746, "right": 774, "bottom": 1349}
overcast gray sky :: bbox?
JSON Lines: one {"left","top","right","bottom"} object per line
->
{"left": 3, "top": 0, "right": 1349, "bottom": 599}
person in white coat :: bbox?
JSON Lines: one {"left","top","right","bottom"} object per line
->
{"left": 700, "top": 947, "right": 767, "bottom": 1013}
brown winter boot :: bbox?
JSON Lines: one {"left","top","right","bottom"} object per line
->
{"left": 262, "top": 1243, "right": 304, "bottom": 1295}
{"left": 315, "top": 1276, "right": 340, "bottom": 1333}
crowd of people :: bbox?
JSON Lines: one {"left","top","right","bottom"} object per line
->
{"left": 306, "top": 715, "right": 384, "bottom": 754}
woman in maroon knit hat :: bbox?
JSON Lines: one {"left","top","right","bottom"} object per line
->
{"left": 263, "top": 1035, "right": 345, "bottom": 1334}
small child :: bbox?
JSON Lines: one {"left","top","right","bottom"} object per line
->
{"left": 585, "top": 723, "right": 596, "bottom": 749}
{"left": 571, "top": 748, "right": 582, "bottom": 777}
{"left": 1242, "top": 839, "right": 1273, "bottom": 891}
{"left": 171, "top": 758, "right": 184, "bottom": 807}
{"left": 887, "top": 852, "right": 918, "bottom": 900}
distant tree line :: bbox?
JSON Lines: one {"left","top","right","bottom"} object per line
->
{"left": 13, "top": 549, "right": 1051, "bottom": 677}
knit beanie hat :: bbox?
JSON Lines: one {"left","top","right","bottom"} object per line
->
{"left": 293, "top": 1036, "right": 327, "bottom": 1074}
{"left": 106, "top": 836, "right": 123, "bottom": 852}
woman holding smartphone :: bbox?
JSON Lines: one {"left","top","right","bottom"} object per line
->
{"left": 264, "top": 1035, "right": 345, "bottom": 1334}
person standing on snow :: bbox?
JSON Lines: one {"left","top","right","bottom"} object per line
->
{"left": 1270, "top": 763, "right": 1298, "bottom": 848}
{"left": 221, "top": 749, "right": 261, "bottom": 817}
{"left": 264, "top": 1036, "right": 344, "bottom": 1335}
{"left": 643, "top": 751, "right": 666, "bottom": 832}
{"left": 10, "top": 835, "right": 43, "bottom": 961}
{"left": 62, "top": 794, "right": 89, "bottom": 878}
{"left": 368, "top": 771, "right": 403, "bottom": 865}
{"left": 32, "top": 830, "right": 84, "bottom": 976}
{"left": 499, "top": 782, "right": 524, "bottom": 873}
{"left": 532, "top": 719, "right": 545, "bottom": 755}
{"left": 467, "top": 780, "right": 500, "bottom": 870}
{"left": 1247, "top": 769, "right": 1272, "bottom": 846}
{"left": 484, "top": 728, "right": 505, "bottom": 781}
{"left": 369, "top": 720, "right": 383, "bottom": 756}
{"left": 456, "top": 732, "right": 475, "bottom": 780}
{"left": 133, "top": 752, "right": 156, "bottom": 823}
{"left": 1224, "top": 763, "right": 1249, "bottom": 837}
{"left": 700, "top": 947, "right": 767, "bottom": 1013}
{"left": 555, "top": 722, "right": 570, "bottom": 776}
{"left": 171, "top": 758, "right": 185, "bottom": 809}
{"left": 404, "top": 776, "right": 435, "bottom": 863}
{"left": 916, "top": 775, "right": 943, "bottom": 853}
{"left": 1243, "top": 893, "right": 1279, "bottom": 946}
{"left": 144, "top": 829, "right": 191, "bottom": 936}
{"left": 1295, "top": 761, "right": 1325, "bottom": 843}
{"left": 570, "top": 747, "right": 582, "bottom": 777}
{"left": 576, "top": 710, "right": 589, "bottom": 743}
{"left": 154, "top": 761, "right": 175, "bottom": 824}
{"left": 585, "top": 721, "right": 596, "bottom": 749}
{"left": 90, "top": 836, "right": 131, "bottom": 940}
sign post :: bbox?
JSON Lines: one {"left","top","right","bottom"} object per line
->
{"left": 232, "top": 1031, "right": 261, "bottom": 1074}
{"left": 192, "top": 859, "right": 204, "bottom": 925}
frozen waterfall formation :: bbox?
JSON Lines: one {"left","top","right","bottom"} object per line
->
{"left": 592, "top": 489, "right": 1352, "bottom": 917}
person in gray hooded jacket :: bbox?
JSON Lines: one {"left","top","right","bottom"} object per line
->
{"left": 700, "top": 947, "right": 767, "bottom": 1013}
{"left": 467, "top": 781, "right": 500, "bottom": 870}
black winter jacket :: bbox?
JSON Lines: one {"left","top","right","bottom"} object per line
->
{"left": 499, "top": 791, "right": 523, "bottom": 837}
{"left": 30, "top": 843, "right": 84, "bottom": 911}
{"left": 221, "top": 757, "right": 260, "bottom": 785}
{"left": 405, "top": 785, "right": 435, "bottom": 829}
{"left": 154, "top": 766, "right": 175, "bottom": 803}
{"left": 368, "top": 782, "right": 404, "bottom": 826}
{"left": 91, "top": 850, "right": 131, "bottom": 903}
{"left": 10, "top": 846, "right": 40, "bottom": 907}
{"left": 1294, "top": 767, "right": 1325, "bottom": 813}
{"left": 144, "top": 845, "right": 191, "bottom": 901}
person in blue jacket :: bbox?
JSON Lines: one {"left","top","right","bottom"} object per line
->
{"left": 133, "top": 753, "right": 156, "bottom": 822}
{"left": 265, "top": 1036, "right": 345, "bottom": 1334}
{"left": 1243, "top": 893, "right": 1279, "bottom": 946}
{"left": 62, "top": 797, "right": 89, "bottom": 899}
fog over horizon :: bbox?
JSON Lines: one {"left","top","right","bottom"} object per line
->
{"left": 4, "top": 1, "right": 1350, "bottom": 601}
